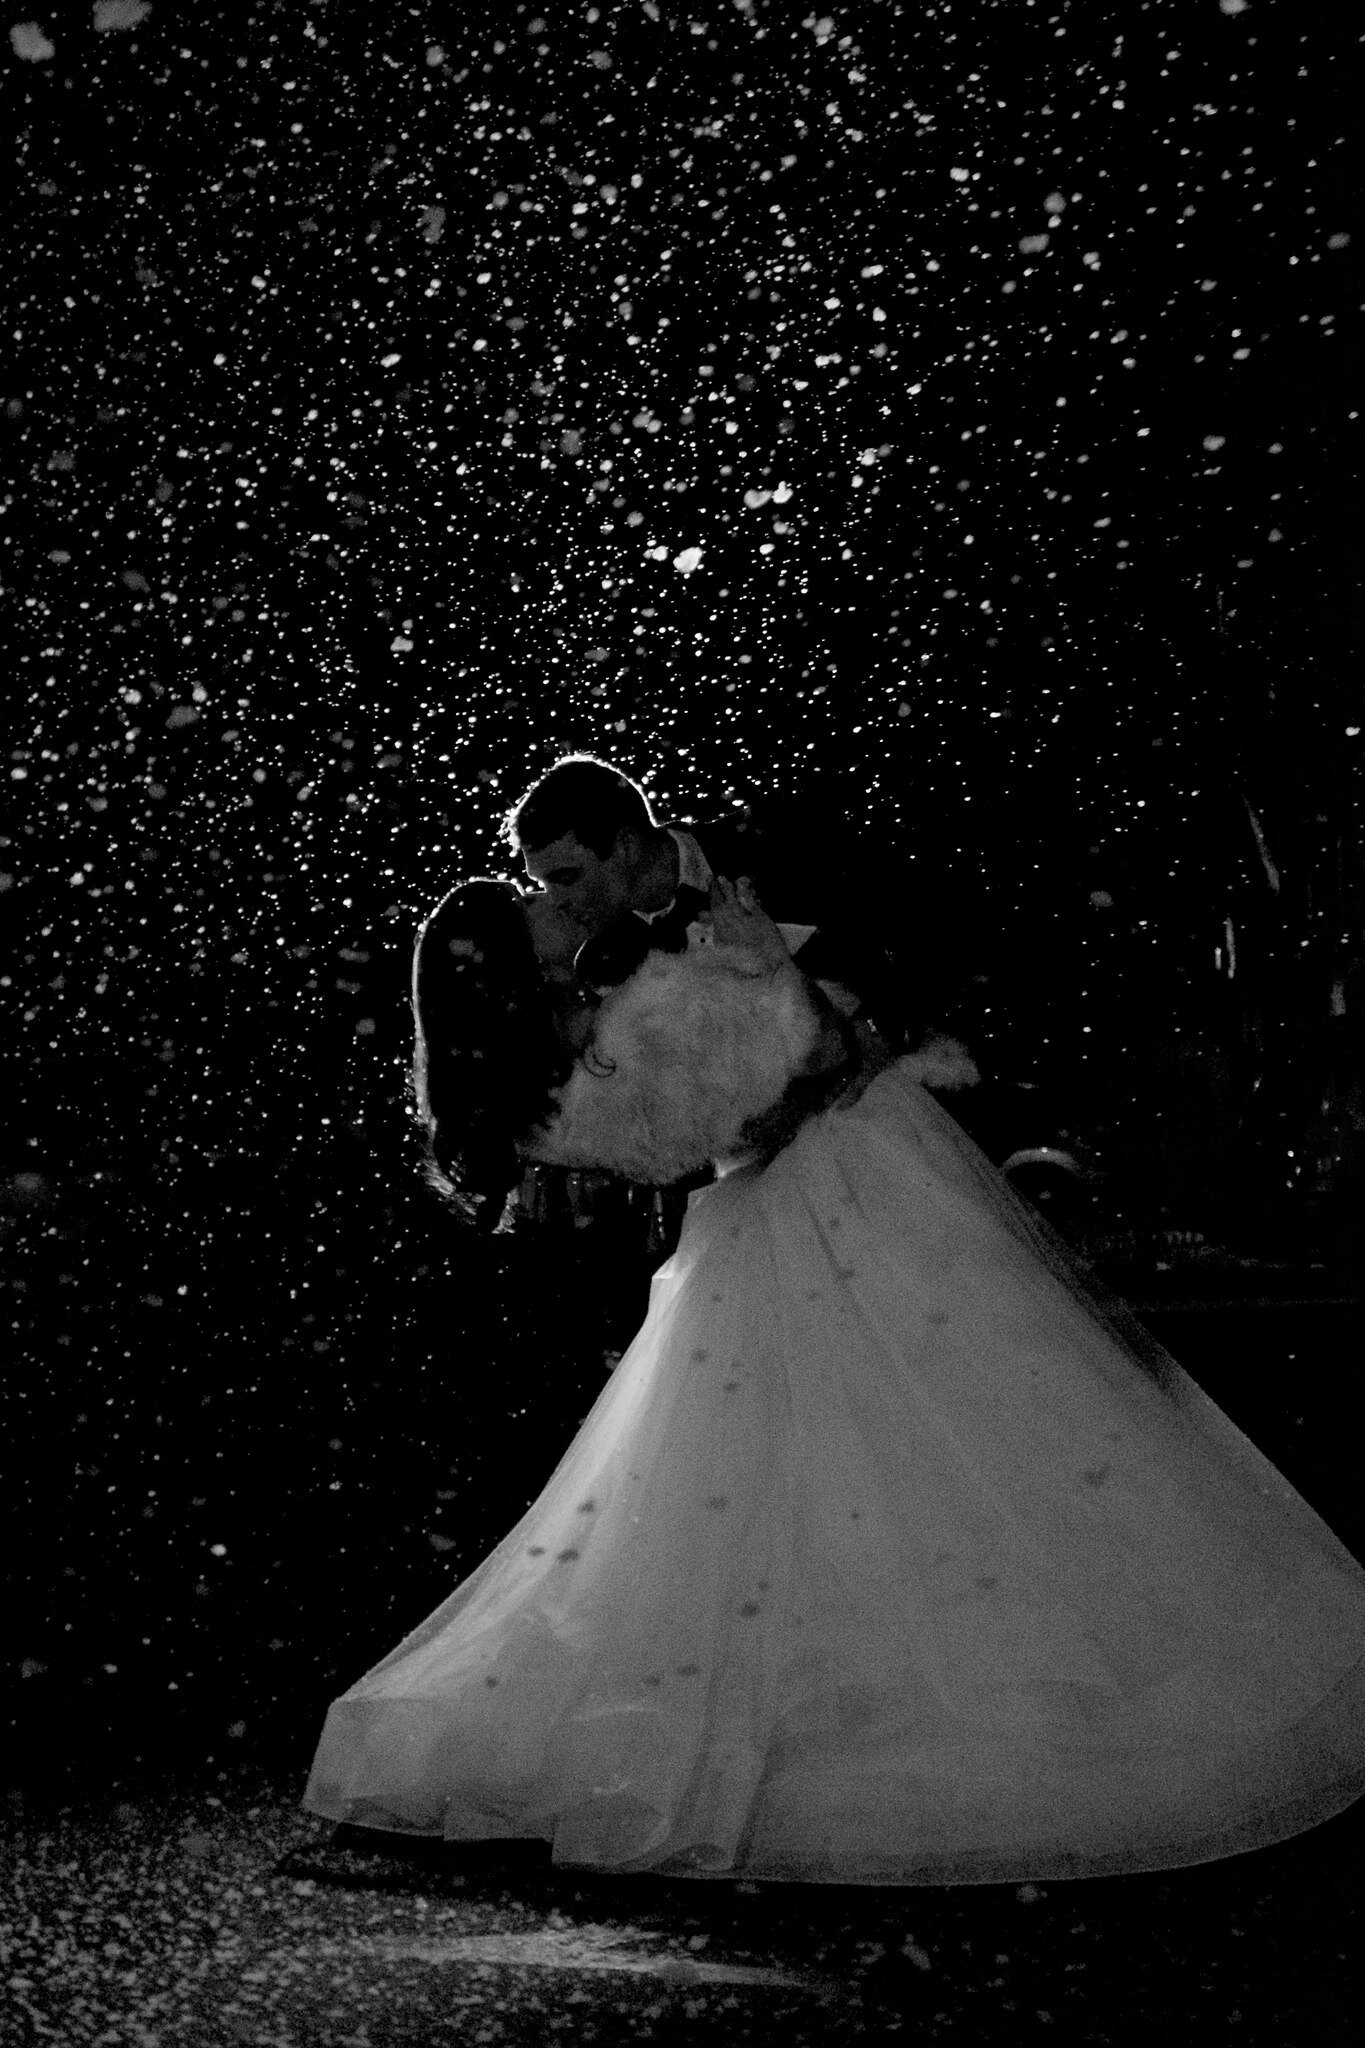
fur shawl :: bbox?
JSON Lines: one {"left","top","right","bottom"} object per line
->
{"left": 525, "top": 945, "right": 822, "bottom": 1185}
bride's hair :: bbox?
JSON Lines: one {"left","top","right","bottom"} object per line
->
{"left": 411, "top": 880, "right": 573, "bottom": 1227}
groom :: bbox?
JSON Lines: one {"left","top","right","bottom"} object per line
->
{"left": 506, "top": 753, "right": 904, "bottom": 1039}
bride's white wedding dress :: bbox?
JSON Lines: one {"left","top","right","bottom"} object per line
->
{"left": 304, "top": 948, "right": 1365, "bottom": 1884}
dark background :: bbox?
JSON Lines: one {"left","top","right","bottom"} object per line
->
{"left": 3, "top": 0, "right": 1361, "bottom": 1785}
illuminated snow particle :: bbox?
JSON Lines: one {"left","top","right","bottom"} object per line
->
{"left": 391, "top": 635, "right": 415, "bottom": 652}
{"left": 1202, "top": 434, "right": 1226, "bottom": 451}
{"left": 1019, "top": 234, "right": 1050, "bottom": 255}
{"left": 10, "top": 20, "right": 55, "bottom": 59}
{"left": 1218, "top": 0, "right": 1249, "bottom": 14}
{"left": 93, "top": 0, "right": 153, "bottom": 29}
{"left": 672, "top": 546, "right": 704, "bottom": 575}
{"left": 1044, "top": 192, "right": 1067, "bottom": 214}
{"left": 420, "top": 206, "right": 446, "bottom": 243}
{"left": 381, "top": 352, "right": 402, "bottom": 368}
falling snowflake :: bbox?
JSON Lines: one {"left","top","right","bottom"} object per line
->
{"left": 10, "top": 20, "right": 54, "bottom": 58}
{"left": 92, "top": 0, "right": 153, "bottom": 30}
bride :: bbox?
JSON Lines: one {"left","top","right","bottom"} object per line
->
{"left": 303, "top": 875, "right": 1365, "bottom": 1884}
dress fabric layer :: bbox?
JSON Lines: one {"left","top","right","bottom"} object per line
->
{"left": 305, "top": 1061, "right": 1365, "bottom": 1885}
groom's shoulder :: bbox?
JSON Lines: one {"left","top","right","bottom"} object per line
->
{"left": 664, "top": 808, "right": 778, "bottom": 878}
{"left": 663, "top": 800, "right": 792, "bottom": 845}
{"left": 668, "top": 799, "right": 854, "bottom": 871}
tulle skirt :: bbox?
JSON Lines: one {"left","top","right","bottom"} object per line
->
{"left": 303, "top": 1062, "right": 1365, "bottom": 1884}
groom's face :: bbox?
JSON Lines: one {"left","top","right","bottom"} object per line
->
{"left": 521, "top": 828, "right": 640, "bottom": 940}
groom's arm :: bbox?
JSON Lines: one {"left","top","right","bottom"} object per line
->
{"left": 707, "top": 813, "right": 907, "bottom": 1039}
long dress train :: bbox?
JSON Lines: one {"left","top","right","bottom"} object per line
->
{"left": 304, "top": 960, "right": 1365, "bottom": 1884}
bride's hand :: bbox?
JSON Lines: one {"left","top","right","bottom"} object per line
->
{"left": 708, "top": 875, "right": 792, "bottom": 971}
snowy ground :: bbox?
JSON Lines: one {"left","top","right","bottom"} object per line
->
{"left": 4, "top": 1760, "right": 1362, "bottom": 2045}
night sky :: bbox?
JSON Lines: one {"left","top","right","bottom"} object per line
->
{"left": 4, "top": 1, "right": 1361, "bottom": 1759}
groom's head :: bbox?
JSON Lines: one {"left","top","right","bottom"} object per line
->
{"left": 509, "top": 755, "right": 664, "bottom": 939}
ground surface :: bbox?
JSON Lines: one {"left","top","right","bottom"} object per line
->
{"left": 3, "top": 1757, "right": 1363, "bottom": 2046}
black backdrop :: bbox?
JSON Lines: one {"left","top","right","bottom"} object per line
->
{"left": 4, "top": 0, "right": 1360, "bottom": 1773}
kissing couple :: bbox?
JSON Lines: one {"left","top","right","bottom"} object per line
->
{"left": 420, "top": 752, "right": 973, "bottom": 1230}
{"left": 304, "top": 753, "right": 1365, "bottom": 1887}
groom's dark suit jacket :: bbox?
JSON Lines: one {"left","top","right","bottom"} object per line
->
{"left": 576, "top": 800, "right": 930, "bottom": 1049}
